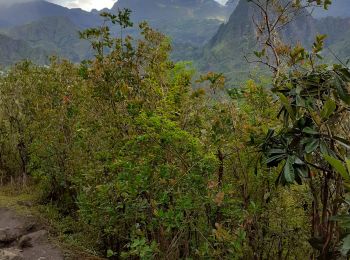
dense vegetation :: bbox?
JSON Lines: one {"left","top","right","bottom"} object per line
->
{"left": 0, "top": 1, "right": 350, "bottom": 259}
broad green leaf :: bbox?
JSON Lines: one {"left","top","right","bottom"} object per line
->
{"left": 254, "top": 51, "right": 262, "bottom": 58}
{"left": 107, "top": 249, "right": 114, "bottom": 258}
{"left": 333, "top": 136, "right": 350, "bottom": 149}
{"left": 320, "top": 142, "right": 329, "bottom": 155}
{"left": 305, "top": 139, "right": 319, "bottom": 153}
{"left": 320, "top": 98, "right": 336, "bottom": 119}
{"left": 278, "top": 93, "right": 296, "bottom": 120}
{"left": 283, "top": 156, "right": 295, "bottom": 184}
{"left": 265, "top": 154, "right": 287, "bottom": 164}
{"left": 303, "top": 127, "right": 319, "bottom": 135}
{"left": 265, "top": 129, "right": 275, "bottom": 142}
{"left": 338, "top": 67, "right": 350, "bottom": 81}
{"left": 341, "top": 234, "right": 350, "bottom": 256}
{"left": 346, "top": 159, "right": 350, "bottom": 175}
{"left": 294, "top": 157, "right": 305, "bottom": 165}
{"left": 344, "top": 182, "right": 350, "bottom": 192}
{"left": 332, "top": 215, "right": 350, "bottom": 230}
{"left": 269, "top": 148, "right": 287, "bottom": 155}
{"left": 324, "top": 155, "right": 349, "bottom": 180}
{"left": 296, "top": 166, "right": 309, "bottom": 178}
{"left": 334, "top": 75, "right": 350, "bottom": 105}
{"left": 331, "top": 215, "right": 350, "bottom": 224}
{"left": 296, "top": 95, "right": 305, "bottom": 107}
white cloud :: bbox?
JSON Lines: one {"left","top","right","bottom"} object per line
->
{"left": 48, "top": 0, "right": 115, "bottom": 10}
{"left": 54, "top": 0, "right": 228, "bottom": 11}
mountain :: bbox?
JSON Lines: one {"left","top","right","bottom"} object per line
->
{"left": 0, "top": 34, "right": 48, "bottom": 67}
{"left": 111, "top": 0, "right": 236, "bottom": 61}
{"left": 311, "top": 0, "right": 350, "bottom": 18}
{"left": 2, "top": 0, "right": 349, "bottom": 71}
{"left": 197, "top": 0, "right": 257, "bottom": 80}
{"left": 0, "top": 0, "right": 236, "bottom": 66}
{"left": 5, "top": 17, "right": 92, "bottom": 62}
{"left": 197, "top": 0, "right": 350, "bottom": 83}
{"left": 317, "top": 17, "right": 350, "bottom": 63}
{"left": 112, "top": 0, "right": 234, "bottom": 22}
{"left": 0, "top": 0, "right": 100, "bottom": 28}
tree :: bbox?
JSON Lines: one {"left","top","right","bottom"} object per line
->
{"left": 248, "top": 0, "right": 350, "bottom": 257}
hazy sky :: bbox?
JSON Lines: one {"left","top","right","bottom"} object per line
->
{"left": 0, "top": 0, "right": 228, "bottom": 11}
{"left": 48, "top": 0, "right": 228, "bottom": 11}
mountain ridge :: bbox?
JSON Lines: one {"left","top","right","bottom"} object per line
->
{"left": 0, "top": 0, "right": 350, "bottom": 71}
{"left": 0, "top": 0, "right": 235, "bottom": 66}
{"left": 197, "top": 0, "right": 350, "bottom": 83}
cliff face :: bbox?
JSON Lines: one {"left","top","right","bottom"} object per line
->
{"left": 112, "top": 0, "right": 234, "bottom": 21}
{"left": 198, "top": 0, "right": 350, "bottom": 82}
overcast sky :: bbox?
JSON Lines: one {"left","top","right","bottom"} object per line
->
{"left": 48, "top": 0, "right": 227, "bottom": 11}
{"left": 0, "top": 0, "right": 227, "bottom": 11}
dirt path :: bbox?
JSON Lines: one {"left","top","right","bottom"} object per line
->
{"left": 0, "top": 207, "right": 64, "bottom": 260}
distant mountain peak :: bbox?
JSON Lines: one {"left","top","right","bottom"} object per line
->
{"left": 112, "top": 0, "right": 234, "bottom": 21}
{"left": 0, "top": 0, "right": 100, "bottom": 28}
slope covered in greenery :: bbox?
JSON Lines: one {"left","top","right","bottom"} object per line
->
{"left": 0, "top": 15, "right": 313, "bottom": 259}
{"left": 0, "top": 34, "right": 48, "bottom": 66}
{"left": 0, "top": 0, "right": 100, "bottom": 28}
{"left": 110, "top": 0, "right": 237, "bottom": 61}
{"left": 5, "top": 17, "right": 92, "bottom": 63}
{"left": 197, "top": 0, "right": 350, "bottom": 83}
{"left": 1, "top": 2, "right": 350, "bottom": 259}
{"left": 0, "top": 0, "right": 234, "bottom": 66}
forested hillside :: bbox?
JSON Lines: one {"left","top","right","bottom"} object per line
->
{"left": 0, "top": 0, "right": 100, "bottom": 28}
{"left": 5, "top": 17, "right": 92, "bottom": 62}
{"left": 0, "top": 0, "right": 350, "bottom": 73}
{"left": 0, "top": 34, "right": 48, "bottom": 66}
{"left": 1, "top": 1, "right": 350, "bottom": 259}
{"left": 198, "top": 0, "right": 350, "bottom": 83}
{"left": 0, "top": 0, "right": 234, "bottom": 66}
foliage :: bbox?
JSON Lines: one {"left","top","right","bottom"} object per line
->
{"left": 0, "top": 5, "right": 346, "bottom": 260}
{"left": 251, "top": 1, "right": 350, "bottom": 258}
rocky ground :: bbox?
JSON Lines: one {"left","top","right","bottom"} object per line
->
{"left": 0, "top": 207, "right": 64, "bottom": 260}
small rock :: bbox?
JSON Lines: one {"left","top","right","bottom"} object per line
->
{"left": 18, "top": 230, "right": 47, "bottom": 248}
{"left": 0, "top": 228, "right": 23, "bottom": 243}
{"left": 0, "top": 248, "right": 23, "bottom": 260}
{"left": 23, "top": 221, "right": 36, "bottom": 233}
{"left": 18, "top": 235, "right": 32, "bottom": 249}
